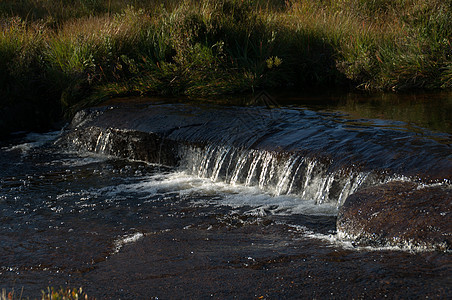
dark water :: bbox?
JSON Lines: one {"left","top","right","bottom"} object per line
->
{"left": 0, "top": 93, "right": 451, "bottom": 299}
{"left": 217, "top": 90, "right": 452, "bottom": 133}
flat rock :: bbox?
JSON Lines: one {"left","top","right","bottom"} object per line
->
{"left": 337, "top": 181, "right": 452, "bottom": 251}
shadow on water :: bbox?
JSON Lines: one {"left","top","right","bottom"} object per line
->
{"left": 104, "top": 89, "right": 452, "bottom": 134}
{"left": 281, "top": 91, "right": 452, "bottom": 134}
{"left": 158, "top": 90, "right": 452, "bottom": 134}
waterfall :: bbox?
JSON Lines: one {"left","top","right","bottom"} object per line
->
{"left": 179, "top": 145, "right": 373, "bottom": 207}
{"left": 61, "top": 124, "right": 402, "bottom": 210}
{"left": 94, "top": 131, "right": 112, "bottom": 153}
{"left": 60, "top": 104, "right": 446, "bottom": 211}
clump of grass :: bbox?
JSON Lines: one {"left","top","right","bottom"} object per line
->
{"left": 45, "top": 7, "right": 153, "bottom": 109}
{"left": 1, "top": 287, "right": 23, "bottom": 300}
{"left": 1, "top": 287, "right": 93, "bottom": 300}
{"left": 0, "top": 17, "right": 47, "bottom": 105}
{"left": 41, "top": 287, "right": 92, "bottom": 300}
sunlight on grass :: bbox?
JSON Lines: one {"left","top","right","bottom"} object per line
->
{"left": 1, "top": 287, "right": 93, "bottom": 300}
{"left": 0, "top": 0, "right": 450, "bottom": 115}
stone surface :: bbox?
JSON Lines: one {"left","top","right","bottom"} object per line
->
{"left": 337, "top": 181, "right": 452, "bottom": 251}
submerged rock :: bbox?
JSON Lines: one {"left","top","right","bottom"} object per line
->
{"left": 337, "top": 181, "right": 452, "bottom": 251}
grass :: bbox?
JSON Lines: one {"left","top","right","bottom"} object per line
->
{"left": 0, "top": 0, "right": 451, "bottom": 120}
{"left": 1, "top": 287, "right": 92, "bottom": 300}
{"left": 41, "top": 287, "right": 92, "bottom": 300}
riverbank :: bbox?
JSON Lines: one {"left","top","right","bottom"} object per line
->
{"left": 1, "top": 0, "right": 451, "bottom": 136}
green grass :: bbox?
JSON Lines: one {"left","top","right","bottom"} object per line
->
{"left": 0, "top": 0, "right": 451, "bottom": 119}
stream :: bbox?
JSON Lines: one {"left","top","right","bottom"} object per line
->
{"left": 0, "top": 92, "right": 451, "bottom": 298}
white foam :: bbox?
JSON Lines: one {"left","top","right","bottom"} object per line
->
{"left": 285, "top": 224, "right": 442, "bottom": 253}
{"left": 97, "top": 171, "right": 338, "bottom": 216}
{"left": 55, "top": 156, "right": 108, "bottom": 167}
{"left": 113, "top": 232, "right": 144, "bottom": 254}
{"left": 4, "top": 131, "right": 62, "bottom": 153}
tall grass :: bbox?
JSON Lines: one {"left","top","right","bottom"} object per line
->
{"left": 0, "top": 17, "right": 47, "bottom": 103}
{"left": 0, "top": 0, "right": 451, "bottom": 117}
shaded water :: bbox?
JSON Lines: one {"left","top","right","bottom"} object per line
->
{"left": 0, "top": 92, "right": 451, "bottom": 298}
{"left": 225, "top": 90, "right": 452, "bottom": 133}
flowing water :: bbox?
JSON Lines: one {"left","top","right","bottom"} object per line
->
{"left": 0, "top": 92, "right": 451, "bottom": 298}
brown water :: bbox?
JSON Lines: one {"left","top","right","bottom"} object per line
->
{"left": 0, "top": 92, "right": 451, "bottom": 299}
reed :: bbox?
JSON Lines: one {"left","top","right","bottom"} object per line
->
{"left": 0, "top": 0, "right": 450, "bottom": 116}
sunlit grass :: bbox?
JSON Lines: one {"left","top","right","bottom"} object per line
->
{"left": 0, "top": 0, "right": 450, "bottom": 115}
{"left": 41, "top": 287, "right": 92, "bottom": 300}
{"left": 286, "top": 0, "right": 451, "bottom": 90}
{"left": 1, "top": 287, "right": 93, "bottom": 300}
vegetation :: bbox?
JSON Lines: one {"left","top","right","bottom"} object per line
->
{"left": 1, "top": 287, "right": 92, "bottom": 300}
{"left": 0, "top": 0, "right": 451, "bottom": 117}
{"left": 41, "top": 287, "right": 91, "bottom": 300}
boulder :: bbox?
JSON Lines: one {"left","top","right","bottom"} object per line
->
{"left": 337, "top": 181, "right": 452, "bottom": 251}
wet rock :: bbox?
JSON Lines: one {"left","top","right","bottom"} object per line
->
{"left": 61, "top": 126, "right": 180, "bottom": 166}
{"left": 337, "top": 181, "right": 452, "bottom": 251}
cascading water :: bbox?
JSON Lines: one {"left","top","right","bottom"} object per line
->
{"left": 57, "top": 101, "right": 452, "bottom": 224}
{"left": 179, "top": 144, "right": 371, "bottom": 207}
